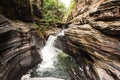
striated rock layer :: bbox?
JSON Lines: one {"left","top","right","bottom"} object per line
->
{"left": 57, "top": 0, "right": 120, "bottom": 80}
{"left": 0, "top": 14, "right": 43, "bottom": 80}
{"left": 0, "top": 0, "right": 43, "bottom": 22}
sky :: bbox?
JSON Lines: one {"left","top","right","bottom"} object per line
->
{"left": 59, "top": 0, "right": 71, "bottom": 7}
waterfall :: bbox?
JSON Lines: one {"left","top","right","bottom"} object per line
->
{"left": 40, "top": 35, "right": 58, "bottom": 69}
{"left": 38, "top": 29, "right": 65, "bottom": 70}
{"left": 21, "top": 29, "right": 76, "bottom": 80}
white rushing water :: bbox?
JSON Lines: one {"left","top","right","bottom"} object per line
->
{"left": 21, "top": 29, "right": 75, "bottom": 80}
{"left": 39, "top": 35, "right": 58, "bottom": 69}
{"left": 38, "top": 29, "right": 65, "bottom": 70}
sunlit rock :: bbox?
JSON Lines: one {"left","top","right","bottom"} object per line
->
{"left": 57, "top": 0, "right": 120, "bottom": 80}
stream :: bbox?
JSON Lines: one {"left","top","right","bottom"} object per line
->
{"left": 21, "top": 30, "right": 79, "bottom": 80}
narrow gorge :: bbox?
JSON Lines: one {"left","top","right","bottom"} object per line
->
{"left": 0, "top": 0, "right": 120, "bottom": 80}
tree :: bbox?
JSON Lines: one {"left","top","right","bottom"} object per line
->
{"left": 63, "top": 0, "right": 76, "bottom": 22}
{"left": 43, "top": 0, "right": 66, "bottom": 22}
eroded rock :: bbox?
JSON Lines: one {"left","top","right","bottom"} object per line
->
{"left": 57, "top": 0, "right": 120, "bottom": 80}
{"left": 0, "top": 0, "right": 43, "bottom": 22}
{"left": 0, "top": 0, "right": 32, "bottom": 21}
{"left": 0, "top": 14, "right": 43, "bottom": 80}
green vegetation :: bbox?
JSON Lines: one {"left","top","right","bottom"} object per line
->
{"left": 43, "top": 0, "right": 66, "bottom": 23}
{"left": 64, "top": 0, "right": 76, "bottom": 21}
{"left": 67, "top": 0, "right": 76, "bottom": 14}
{"left": 41, "top": 0, "right": 76, "bottom": 24}
{"left": 31, "top": 0, "right": 76, "bottom": 30}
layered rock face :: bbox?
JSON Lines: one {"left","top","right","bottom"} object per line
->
{"left": 0, "top": 0, "right": 32, "bottom": 21}
{"left": 58, "top": 0, "right": 120, "bottom": 80}
{"left": 0, "top": 1, "right": 44, "bottom": 79}
{"left": 0, "top": 15, "right": 43, "bottom": 80}
{"left": 0, "top": 0, "right": 43, "bottom": 22}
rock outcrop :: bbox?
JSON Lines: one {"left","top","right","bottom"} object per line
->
{"left": 57, "top": 0, "right": 120, "bottom": 80}
{"left": 0, "top": 0, "right": 32, "bottom": 21}
{"left": 0, "top": 0, "right": 43, "bottom": 22}
{"left": 31, "top": 0, "right": 43, "bottom": 19}
{"left": 0, "top": 14, "right": 43, "bottom": 80}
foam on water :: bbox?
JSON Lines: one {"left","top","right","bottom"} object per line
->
{"left": 21, "top": 29, "right": 68, "bottom": 80}
{"left": 39, "top": 29, "right": 65, "bottom": 70}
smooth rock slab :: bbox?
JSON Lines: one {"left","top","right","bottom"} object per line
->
{"left": 30, "top": 77, "right": 64, "bottom": 80}
{"left": 21, "top": 76, "right": 64, "bottom": 80}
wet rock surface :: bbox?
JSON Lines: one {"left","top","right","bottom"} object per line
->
{"left": 57, "top": 0, "right": 120, "bottom": 80}
{"left": 44, "top": 27, "right": 62, "bottom": 39}
{"left": 0, "top": 0, "right": 120, "bottom": 80}
{"left": 0, "top": 14, "right": 43, "bottom": 80}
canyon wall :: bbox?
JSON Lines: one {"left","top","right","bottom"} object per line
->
{"left": 0, "top": 0, "right": 45, "bottom": 80}
{"left": 0, "top": 14, "right": 44, "bottom": 80}
{"left": 0, "top": 0, "right": 43, "bottom": 22}
{"left": 57, "top": 0, "right": 120, "bottom": 80}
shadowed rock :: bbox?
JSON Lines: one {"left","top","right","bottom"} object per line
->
{"left": 0, "top": 0, "right": 43, "bottom": 22}
{"left": 0, "top": 14, "right": 43, "bottom": 80}
{"left": 0, "top": 0, "right": 32, "bottom": 21}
